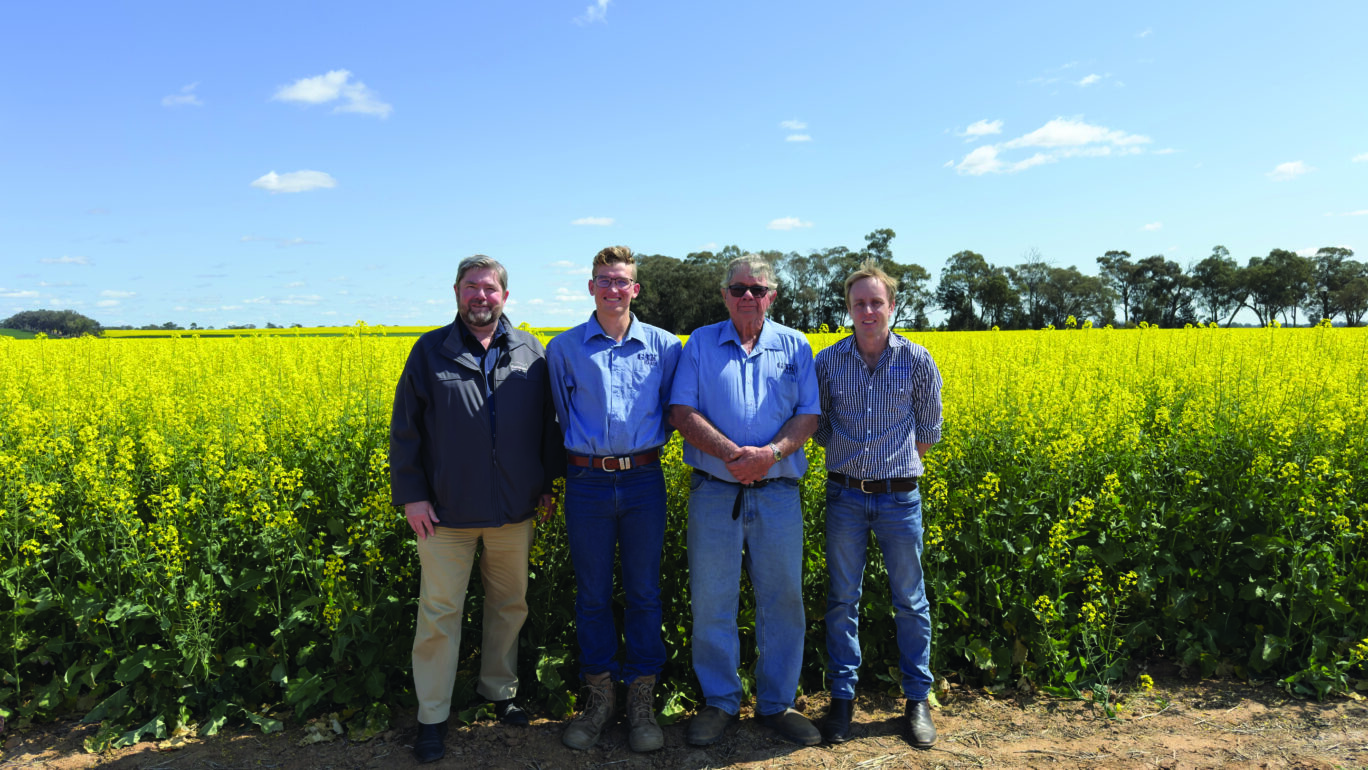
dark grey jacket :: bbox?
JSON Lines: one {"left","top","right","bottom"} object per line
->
{"left": 389, "top": 317, "right": 563, "bottom": 528}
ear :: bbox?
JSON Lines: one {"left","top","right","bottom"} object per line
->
{"left": 629, "top": 282, "right": 642, "bottom": 299}
{"left": 588, "top": 278, "right": 596, "bottom": 296}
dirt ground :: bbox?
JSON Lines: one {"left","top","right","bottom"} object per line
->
{"left": 4, "top": 675, "right": 1367, "bottom": 770}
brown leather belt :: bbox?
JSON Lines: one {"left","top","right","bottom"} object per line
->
{"left": 568, "top": 449, "right": 660, "bottom": 472}
{"left": 828, "top": 471, "right": 918, "bottom": 494}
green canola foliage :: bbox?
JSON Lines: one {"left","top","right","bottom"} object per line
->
{"left": 0, "top": 324, "right": 1365, "bottom": 749}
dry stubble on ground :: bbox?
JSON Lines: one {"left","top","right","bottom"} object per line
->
{"left": 4, "top": 677, "right": 1368, "bottom": 770}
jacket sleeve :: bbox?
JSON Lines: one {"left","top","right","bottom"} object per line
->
{"left": 389, "top": 343, "right": 431, "bottom": 506}
{"left": 539, "top": 352, "right": 566, "bottom": 494}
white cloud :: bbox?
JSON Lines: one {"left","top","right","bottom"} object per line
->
{"left": 1003, "top": 118, "right": 1150, "bottom": 150}
{"left": 1136, "top": 27, "right": 1153, "bottom": 38}
{"left": 1141, "top": 221, "right": 1163, "bottom": 231}
{"left": 96, "top": 299, "right": 120, "bottom": 307}
{"left": 957, "top": 118, "right": 1152, "bottom": 176}
{"left": 942, "top": 160, "right": 954, "bottom": 168}
{"left": 575, "top": 0, "right": 610, "bottom": 24}
{"left": 959, "top": 119, "right": 1003, "bottom": 140}
{"left": 1335, "top": 209, "right": 1368, "bottom": 217}
{"left": 571, "top": 217, "right": 614, "bottom": 226}
{"left": 1353, "top": 153, "right": 1368, "bottom": 163}
{"left": 780, "top": 120, "right": 807, "bottom": 131}
{"left": 1267, "top": 161, "right": 1314, "bottom": 181}
{"left": 767, "top": 217, "right": 813, "bottom": 231}
{"left": 785, "top": 134, "right": 812, "bottom": 142}
{"left": 272, "top": 70, "right": 392, "bottom": 118}
{"left": 250, "top": 170, "right": 337, "bottom": 194}
{"left": 243, "top": 296, "right": 269, "bottom": 304}
{"left": 285, "top": 281, "right": 306, "bottom": 288}
{"left": 1077, "top": 74, "right": 1102, "bottom": 87}
{"left": 40, "top": 255, "right": 91, "bottom": 265}
{"left": 0, "top": 288, "right": 39, "bottom": 298}
{"left": 162, "top": 82, "right": 203, "bottom": 107}
{"left": 101, "top": 290, "right": 136, "bottom": 298}
{"left": 279, "top": 295, "right": 322, "bottom": 305}
{"left": 37, "top": 281, "right": 74, "bottom": 287}
{"left": 1296, "top": 247, "right": 1319, "bottom": 257}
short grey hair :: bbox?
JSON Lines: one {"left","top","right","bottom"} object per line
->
{"left": 721, "top": 254, "right": 776, "bottom": 288}
{"left": 455, "top": 255, "right": 508, "bottom": 292}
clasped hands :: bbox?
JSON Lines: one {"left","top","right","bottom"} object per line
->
{"left": 724, "top": 444, "right": 777, "bottom": 485}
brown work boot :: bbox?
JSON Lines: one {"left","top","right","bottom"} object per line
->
{"left": 625, "top": 675, "right": 664, "bottom": 752}
{"left": 562, "top": 672, "right": 615, "bottom": 750}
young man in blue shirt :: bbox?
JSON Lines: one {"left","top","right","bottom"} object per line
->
{"left": 546, "top": 246, "right": 682, "bottom": 753}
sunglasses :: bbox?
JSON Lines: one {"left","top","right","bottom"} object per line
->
{"left": 727, "top": 284, "right": 772, "bottom": 298}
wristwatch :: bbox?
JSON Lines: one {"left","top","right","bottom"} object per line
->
{"left": 770, "top": 443, "right": 783, "bottom": 463}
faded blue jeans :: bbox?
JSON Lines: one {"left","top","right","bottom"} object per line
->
{"left": 564, "top": 463, "right": 667, "bottom": 683}
{"left": 824, "top": 481, "right": 932, "bottom": 701}
{"left": 687, "top": 472, "right": 806, "bottom": 717}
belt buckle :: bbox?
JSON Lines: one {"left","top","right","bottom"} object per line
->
{"left": 858, "top": 478, "right": 879, "bottom": 494}
{"left": 602, "top": 456, "right": 630, "bottom": 472}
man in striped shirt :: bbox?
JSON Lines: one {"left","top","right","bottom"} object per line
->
{"left": 813, "top": 259, "right": 943, "bottom": 749}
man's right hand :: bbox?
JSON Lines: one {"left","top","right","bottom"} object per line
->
{"left": 405, "top": 501, "right": 440, "bottom": 539}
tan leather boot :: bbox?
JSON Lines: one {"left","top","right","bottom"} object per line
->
{"left": 626, "top": 674, "right": 664, "bottom": 752}
{"left": 562, "top": 672, "right": 615, "bottom": 750}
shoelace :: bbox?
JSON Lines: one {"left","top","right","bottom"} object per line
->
{"left": 627, "top": 679, "right": 655, "bottom": 724}
{"left": 573, "top": 680, "right": 612, "bottom": 724}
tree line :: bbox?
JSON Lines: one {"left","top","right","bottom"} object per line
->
{"left": 630, "top": 232, "right": 1368, "bottom": 333}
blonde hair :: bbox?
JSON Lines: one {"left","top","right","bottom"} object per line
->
{"left": 844, "top": 259, "right": 898, "bottom": 306}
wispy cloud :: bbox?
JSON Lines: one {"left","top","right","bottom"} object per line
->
{"left": 1267, "top": 161, "right": 1314, "bottom": 181}
{"left": 1331, "top": 209, "right": 1368, "bottom": 217}
{"left": 575, "top": 0, "right": 610, "bottom": 24}
{"left": 959, "top": 119, "right": 1003, "bottom": 140}
{"left": 101, "top": 290, "right": 136, "bottom": 298}
{"left": 955, "top": 117, "right": 1151, "bottom": 176}
{"left": 1077, "top": 74, "right": 1102, "bottom": 87}
{"left": 162, "top": 82, "right": 203, "bottom": 107}
{"left": 250, "top": 170, "right": 337, "bottom": 194}
{"left": 0, "top": 288, "right": 39, "bottom": 299}
{"left": 780, "top": 120, "right": 807, "bottom": 131}
{"left": 571, "top": 217, "right": 614, "bottom": 226}
{"left": 549, "top": 260, "right": 592, "bottom": 276}
{"left": 1141, "top": 221, "right": 1163, "bottom": 232}
{"left": 272, "top": 70, "right": 392, "bottom": 118}
{"left": 1353, "top": 152, "right": 1368, "bottom": 163}
{"left": 241, "top": 235, "right": 318, "bottom": 247}
{"left": 40, "top": 255, "right": 91, "bottom": 265}
{"left": 1136, "top": 27, "right": 1153, "bottom": 38}
{"left": 767, "top": 217, "right": 813, "bottom": 231}
{"left": 785, "top": 134, "right": 812, "bottom": 142}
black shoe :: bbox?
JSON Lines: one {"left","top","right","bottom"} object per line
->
{"left": 490, "top": 699, "right": 530, "bottom": 726}
{"left": 413, "top": 720, "right": 448, "bottom": 764}
{"left": 820, "top": 697, "right": 855, "bottom": 744}
{"left": 685, "top": 705, "right": 738, "bottom": 746}
{"left": 905, "top": 699, "right": 937, "bottom": 748}
{"left": 758, "top": 708, "right": 821, "bottom": 746}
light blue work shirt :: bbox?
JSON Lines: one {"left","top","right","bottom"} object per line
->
{"left": 668, "top": 318, "right": 820, "bottom": 481}
{"left": 547, "top": 312, "right": 682, "bottom": 458}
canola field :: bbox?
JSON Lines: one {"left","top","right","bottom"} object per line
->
{"left": 2, "top": 326, "right": 1366, "bottom": 747}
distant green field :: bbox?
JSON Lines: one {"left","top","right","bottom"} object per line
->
{"left": 0, "top": 328, "right": 37, "bottom": 339}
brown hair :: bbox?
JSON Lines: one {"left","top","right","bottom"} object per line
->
{"left": 593, "top": 246, "right": 636, "bottom": 278}
{"left": 844, "top": 258, "right": 898, "bottom": 306}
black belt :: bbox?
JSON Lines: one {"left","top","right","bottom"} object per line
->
{"left": 693, "top": 470, "right": 774, "bottom": 520}
{"left": 828, "top": 471, "right": 918, "bottom": 494}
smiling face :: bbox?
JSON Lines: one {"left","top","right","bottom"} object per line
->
{"left": 722, "top": 266, "right": 775, "bottom": 327}
{"left": 847, "top": 275, "right": 894, "bottom": 345}
{"left": 455, "top": 267, "right": 507, "bottom": 331}
{"left": 588, "top": 261, "right": 640, "bottom": 318}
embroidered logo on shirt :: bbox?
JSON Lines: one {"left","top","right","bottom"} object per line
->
{"left": 639, "top": 352, "right": 659, "bottom": 366}
{"left": 777, "top": 360, "right": 797, "bottom": 376}
{"left": 890, "top": 364, "right": 911, "bottom": 378}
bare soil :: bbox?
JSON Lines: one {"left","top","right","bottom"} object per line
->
{"left": 5, "top": 675, "right": 1367, "bottom": 770}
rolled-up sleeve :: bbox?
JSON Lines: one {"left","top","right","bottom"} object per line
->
{"left": 911, "top": 349, "right": 944, "bottom": 445}
{"left": 813, "top": 352, "right": 833, "bottom": 447}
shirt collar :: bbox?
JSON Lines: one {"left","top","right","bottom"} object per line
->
{"left": 719, "top": 317, "right": 782, "bottom": 351}
{"left": 583, "top": 311, "right": 644, "bottom": 344}
{"left": 456, "top": 315, "right": 509, "bottom": 352}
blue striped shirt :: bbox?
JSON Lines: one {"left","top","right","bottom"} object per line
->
{"left": 814, "top": 333, "right": 943, "bottom": 479}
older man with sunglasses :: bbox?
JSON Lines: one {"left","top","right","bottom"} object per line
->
{"left": 668, "top": 254, "right": 821, "bottom": 747}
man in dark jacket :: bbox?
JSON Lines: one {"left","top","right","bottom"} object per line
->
{"left": 390, "top": 255, "right": 562, "bottom": 764}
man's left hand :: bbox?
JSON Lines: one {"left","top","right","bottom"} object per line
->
{"left": 537, "top": 493, "right": 557, "bottom": 522}
{"left": 725, "top": 445, "right": 776, "bottom": 485}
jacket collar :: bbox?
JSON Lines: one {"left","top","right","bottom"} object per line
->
{"left": 441, "top": 315, "right": 523, "bottom": 365}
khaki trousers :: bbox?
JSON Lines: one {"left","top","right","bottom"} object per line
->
{"left": 412, "top": 519, "right": 534, "bottom": 724}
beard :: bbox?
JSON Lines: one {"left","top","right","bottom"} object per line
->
{"left": 461, "top": 303, "right": 499, "bottom": 328}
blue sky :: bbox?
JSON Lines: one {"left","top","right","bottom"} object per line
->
{"left": 3, "top": 1, "right": 1365, "bottom": 328}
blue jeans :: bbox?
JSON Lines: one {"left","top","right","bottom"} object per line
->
{"left": 687, "top": 472, "right": 805, "bottom": 717}
{"left": 824, "top": 481, "right": 932, "bottom": 701}
{"left": 564, "top": 463, "right": 667, "bottom": 683}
